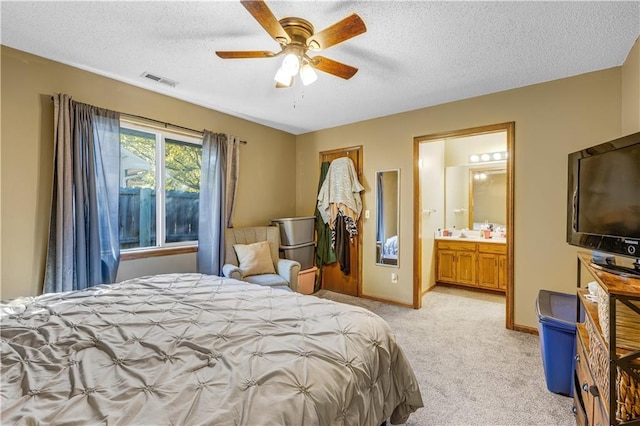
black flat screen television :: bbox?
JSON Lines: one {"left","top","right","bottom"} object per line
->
{"left": 566, "top": 132, "right": 640, "bottom": 275}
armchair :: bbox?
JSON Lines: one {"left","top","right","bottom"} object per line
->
{"left": 223, "top": 226, "right": 301, "bottom": 291}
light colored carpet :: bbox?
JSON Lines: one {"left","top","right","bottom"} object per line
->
{"left": 315, "top": 286, "right": 574, "bottom": 426}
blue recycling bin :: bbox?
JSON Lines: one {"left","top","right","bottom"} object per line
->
{"left": 535, "top": 289, "right": 580, "bottom": 397}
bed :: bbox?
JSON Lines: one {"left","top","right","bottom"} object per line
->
{"left": 381, "top": 235, "right": 399, "bottom": 266}
{"left": 1, "top": 273, "right": 423, "bottom": 425}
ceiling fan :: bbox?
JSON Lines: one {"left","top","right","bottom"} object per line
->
{"left": 215, "top": 0, "right": 366, "bottom": 88}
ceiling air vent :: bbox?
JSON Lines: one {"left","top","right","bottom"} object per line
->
{"left": 141, "top": 71, "right": 177, "bottom": 87}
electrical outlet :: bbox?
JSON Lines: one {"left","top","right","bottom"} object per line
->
{"left": 391, "top": 273, "right": 398, "bottom": 283}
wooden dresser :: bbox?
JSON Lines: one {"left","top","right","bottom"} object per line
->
{"left": 574, "top": 253, "right": 640, "bottom": 426}
{"left": 435, "top": 239, "right": 506, "bottom": 292}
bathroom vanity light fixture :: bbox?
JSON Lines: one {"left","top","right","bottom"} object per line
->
{"left": 473, "top": 172, "right": 488, "bottom": 180}
{"left": 469, "top": 151, "right": 508, "bottom": 163}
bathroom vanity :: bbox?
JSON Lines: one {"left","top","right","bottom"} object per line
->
{"left": 435, "top": 235, "right": 506, "bottom": 292}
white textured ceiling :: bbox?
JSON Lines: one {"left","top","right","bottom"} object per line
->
{"left": 2, "top": 1, "right": 639, "bottom": 135}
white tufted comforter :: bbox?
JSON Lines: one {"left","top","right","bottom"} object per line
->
{"left": 1, "top": 274, "right": 423, "bottom": 425}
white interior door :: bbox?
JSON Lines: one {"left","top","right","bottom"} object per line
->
{"left": 419, "top": 140, "right": 445, "bottom": 292}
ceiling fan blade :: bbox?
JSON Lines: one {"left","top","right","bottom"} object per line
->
{"left": 240, "top": 0, "right": 290, "bottom": 44}
{"left": 216, "top": 51, "right": 276, "bottom": 59}
{"left": 311, "top": 56, "right": 358, "bottom": 80}
{"left": 306, "top": 14, "right": 366, "bottom": 51}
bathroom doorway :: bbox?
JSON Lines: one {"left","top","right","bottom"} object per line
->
{"left": 412, "top": 122, "right": 515, "bottom": 329}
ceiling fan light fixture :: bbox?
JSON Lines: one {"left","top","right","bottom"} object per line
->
{"left": 300, "top": 62, "right": 318, "bottom": 86}
{"left": 217, "top": 1, "right": 367, "bottom": 88}
{"left": 274, "top": 66, "right": 294, "bottom": 86}
{"left": 281, "top": 53, "right": 300, "bottom": 76}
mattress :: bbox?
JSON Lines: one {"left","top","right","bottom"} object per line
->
{"left": 1, "top": 273, "right": 423, "bottom": 425}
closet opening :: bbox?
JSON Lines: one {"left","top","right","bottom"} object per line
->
{"left": 317, "top": 146, "right": 363, "bottom": 297}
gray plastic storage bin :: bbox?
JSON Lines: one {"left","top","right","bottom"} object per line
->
{"left": 271, "top": 217, "right": 315, "bottom": 246}
{"left": 280, "top": 241, "right": 315, "bottom": 270}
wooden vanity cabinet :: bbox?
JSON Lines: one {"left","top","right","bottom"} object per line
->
{"left": 477, "top": 253, "right": 499, "bottom": 289}
{"left": 477, "top": 243, "right": 507, "bottom": 290}
{"left": 435, "top": 240, "right": 505, "bottom": 292}
{"left": 497, "top": 254, "right": 507, "bottom": 290}
{"left": 436, "top": 250, "right": 456, "bottom": 283}
{"left": 436, "top": 241, "right": 477, "bottom": 286}
{"left": 456, "top": 251, "right": 476, "bottom": 285}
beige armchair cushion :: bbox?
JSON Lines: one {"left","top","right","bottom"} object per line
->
{"left": 224, "top": 226, "right": 301, "bottom": 291}
{"left": 233, "top": 241, "right": 276, "bottom": 277}
{"left": 225, "top": 227, "right": 279, "bottom": 266}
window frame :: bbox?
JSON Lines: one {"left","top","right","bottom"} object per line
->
{"left": 119, "top": 118, "right": 203, "bottom": 256}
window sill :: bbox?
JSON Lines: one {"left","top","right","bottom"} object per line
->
{"left": 120, "top": 246, "right": 198, "bottom": 261}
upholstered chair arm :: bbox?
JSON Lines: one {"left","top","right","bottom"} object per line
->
{"left": 222, "top": 264, "right": 243, "bottom": 280}
{"left": 276, "top": 259, "right": 301, "bottom": 292}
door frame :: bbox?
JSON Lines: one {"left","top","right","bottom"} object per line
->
{"left": 413, "top": 122, "right": 515, "bottom": 330}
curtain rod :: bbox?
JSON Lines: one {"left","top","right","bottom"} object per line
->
{"left": 50, "top": 95, "right": 247, "bottom": 145}
{"left": 122, "top": 112, "right": 247, "bottom": 145}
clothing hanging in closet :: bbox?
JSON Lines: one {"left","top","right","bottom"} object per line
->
{"left": 334, "top": 211, "right": 350, "bottom": 275}
{"left": 316, "top": 157, "right": 364, "bottom": 274}
{"left": 314, "top": 161, "right": 336, "bottom": 289}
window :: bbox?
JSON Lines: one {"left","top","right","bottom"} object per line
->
{"left": 119, "top": 122, "right": 202, "bottom": 251}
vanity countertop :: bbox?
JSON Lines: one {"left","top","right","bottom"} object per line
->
{"left": 435, "top": 236, "right": 506, "bottom": 244}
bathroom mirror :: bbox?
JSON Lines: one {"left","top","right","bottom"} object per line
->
{"left": 376, "top": 169, "right": 399, "bottom": 267}
{"left": 441, "top": 132, "right": 507, "bottom": 232}
{"left": 469, "top": 167, "right": 506, "bottom": 230}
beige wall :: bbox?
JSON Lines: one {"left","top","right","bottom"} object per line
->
{"left": 2, "top": 41, "right": 638, "bottom": 330}
{"left": 622, "top": 37, "right": 640, "bottom": 134}
{"left": 296, "top": 68, "right": 622, "bottom": 328}
{"left": 0, "top": 46, "right": 297, "bottom": 300}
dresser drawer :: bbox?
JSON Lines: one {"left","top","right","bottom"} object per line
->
{"left": 477, "top": 243, "right": 506, "bottom": 255}
{"left": 436, "top": 241, "right": 476, "bottom": 251}
{"left": 572, "top": 373, "right": 588, "bottom": 426}
{"left": 592, "top": 398, "right": 608, "bottom": 426}
{"left": 575, "top": 329, "right": 591, "bottom": 389}
{"left": 575, "top": 328, "right": 598, "bottom": 423}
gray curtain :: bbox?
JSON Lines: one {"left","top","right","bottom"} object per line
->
{"left": 225, "top": 136, "right": 240, "bottom": 228}
{"left": 44, "top": 94, "right": 121, "bottom": 293}
{"left": 197, "top": 131, "right": 240, "bottom": 275}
